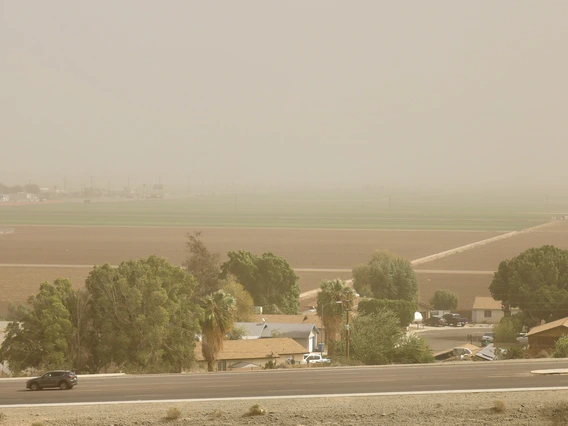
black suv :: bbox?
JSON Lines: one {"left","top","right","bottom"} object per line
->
{"left": 443, "top": 313, "right": 463, "bottom": 327}
{"left": 26, "top": 370, "right": 78, "bottom": 390}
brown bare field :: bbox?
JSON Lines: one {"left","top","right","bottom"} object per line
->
{"left": 3, "top": 223, "right": 564, "bottom": 317}
{"left": 0, "top": 226, "right": 503, "bottom": 268}
{"left": 0, "top": 267, "right": 91, "bottom": 316}
{"left": 416, "top": 271, "right": 492, "bottom": 312}
{"left": 419, "top": 220, "right": 568, "bottom": 271}
{"left": 0, "top": 226, "right": 503, "bottom": 317}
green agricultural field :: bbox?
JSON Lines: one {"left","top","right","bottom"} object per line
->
{"left": 0, "top": 190, "right": 561, "bottom": 230}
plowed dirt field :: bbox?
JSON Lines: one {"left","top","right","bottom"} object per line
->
{"left": 0, "top": 226, "right": 504, "bottom": 315}
{"left": 1, "top": 223, "right": 566, "bottom": 317}
{"left": 420, "top": 220, "right": 568, "bottom": 271}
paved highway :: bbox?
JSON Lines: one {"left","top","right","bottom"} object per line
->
{"left": 2, "top": 360, "right": 568, "bottom": 406}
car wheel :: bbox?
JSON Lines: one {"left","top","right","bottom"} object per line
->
{"left": 59, "top": 381, "right": 69, "bottom": 390}
{"left": 30, "top": 382, "right": 40, "bottom": 391}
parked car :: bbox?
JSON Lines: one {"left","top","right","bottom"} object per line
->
{"left": 26, "top": 370, "right": 77, "bottom": 391}
{"left": 443, "top": 313, "right": 463, "bottom": 327}
{"left": 424, "top": 316, "right": 446, "bottom": 327}
{"left": 481, "top": 332, "right": 494, "bottom": 345}
{"left": 459, "top": 317, "right": 468, "bottom": 326}
{"left": 300, "top": 353, "right": 331, "bottom": 364}
{"left": 516, "top": 332, "right": 528, "bottom": 345}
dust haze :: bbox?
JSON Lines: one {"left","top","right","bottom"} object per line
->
{"left": 2, "top": 1, "right": 567, "bottom": 193}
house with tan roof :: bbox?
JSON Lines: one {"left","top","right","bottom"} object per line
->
{"left": 471, "top": 296, "right": 519, "bottom": 324}
{"left": 193, "top": 337, "right": 308, "bottom": 372}
{"left": 527, "top": 317, "right": 568, "bottom": 351}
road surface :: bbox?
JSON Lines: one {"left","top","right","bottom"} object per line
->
{"left": 416, "top": 325, "right": 492, "bottom": 353}
{"left": 2, "top": 360, "right": 568, "bottom": 406}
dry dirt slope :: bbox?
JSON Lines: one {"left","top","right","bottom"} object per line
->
{"left": 1, "top": 390, "right": 568, "bottom": 425}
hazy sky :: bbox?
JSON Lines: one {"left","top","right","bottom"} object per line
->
{"left": 2, "top": 1, "right": 568, "bottom": 191}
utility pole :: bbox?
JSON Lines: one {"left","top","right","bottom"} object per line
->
{"left": 345, "top": 292, "right": 351, "bottom": 359}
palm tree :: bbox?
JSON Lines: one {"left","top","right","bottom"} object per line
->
{"left": 317, "top": 279, "right": 354, "bottom": 348}
{"left": 200, "top": 291, "right": 236, "bottom": 372}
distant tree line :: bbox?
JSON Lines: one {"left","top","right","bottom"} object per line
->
{"left": 0, "top": 183, "right": 41, "bottom": 194}
{"left": 1, "top": 234, "right": 456, "bottom": 374}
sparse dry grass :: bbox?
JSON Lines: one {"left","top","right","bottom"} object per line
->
{"left": 209, "top": 409, "right": 223, "bottom": 419}
{"left": 546, "top": 401, "right": 568, "bottom": 425}
{"left": 492, "top": 400, "right": 506, "bottom": 413}
{"left": 164, "top": 407, "right": 181, "bottom": 421}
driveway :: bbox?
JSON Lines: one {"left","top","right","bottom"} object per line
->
{"left": 411, "top": 324, "right": 493, "bottom": 353}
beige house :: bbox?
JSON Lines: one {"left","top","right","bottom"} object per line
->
{"left": 471, "top": 297, "right": 519, "bottom": 324}
{"left": 527, "top": 317, "right": 568, "bottom": 352}
{"left": 193, "top": 337, "right": 307, "bottom": 372}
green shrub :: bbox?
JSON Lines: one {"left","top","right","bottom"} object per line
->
{"left": 246, "top": 403, "right": 266, "bottom": 416}
{"left": 553, "top": 335, "right": 568, "bottom": 358}
{"left": 357, "top": 299, "right": 417, "bottom": 327}
{"left": 493, "top": 316, "right": 520, "bottom": 343}
{"left": 429, "top": 290, "right": 458, "bottom": 311}
{"left": 499, "top": 346, "right": 528, "bottom": 360}
{"left": 393, "top": 335, "right": 435, "bottom": 364}
{"left": 226, "top": 325, "right": 247, "bottom": 340}
{"left": 263, "top": 360, "right": 277, "bottom": 370}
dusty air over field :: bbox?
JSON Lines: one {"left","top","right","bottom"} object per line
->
{"left": 2, "top": 1, "right": 568, "bottom": 192}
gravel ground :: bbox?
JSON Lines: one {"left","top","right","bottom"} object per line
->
{"left": 2, "top": 390, "right": 568, "bottom": 425}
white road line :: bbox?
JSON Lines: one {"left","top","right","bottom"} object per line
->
{"left": 3, "top": 386, "right": 568, "bottom": 408}
{"left": 299, "top": 221, "right": 553, "bottom": 299}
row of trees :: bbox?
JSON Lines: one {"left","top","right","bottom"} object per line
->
{"left": 183, "top": 232, "right": 300, "bottom": 314}
{"left": 0, "top": 232, "right": 301, "bottom": 374}
{"left": 0, "top": 183, "right": 40, "bottom": 194}
{"left": 3, "top": 236, "right": 476, "bottom": 373}
{"left": 1, "top": 257, "right": 202, "bottom": 374}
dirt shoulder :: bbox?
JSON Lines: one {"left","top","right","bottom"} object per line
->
{"left": 2, "top": 390, "right": 568, "bottom": 425}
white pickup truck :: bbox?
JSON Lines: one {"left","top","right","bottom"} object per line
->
{"left": 300, "top": 353, "right": 331, "bottom": 364}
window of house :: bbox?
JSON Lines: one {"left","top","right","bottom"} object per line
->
{"left": 217, "top": 361, "right": 227, "bottom": 371}
{"left": 484, "top": 310, "right": 492, "bottom": 318}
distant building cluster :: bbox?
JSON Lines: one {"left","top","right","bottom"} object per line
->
{"left": 0, "top": 192, "right": 40, "bottom": 203}
{"left": 0, "top": 182, "right": 167, "bottom": 203}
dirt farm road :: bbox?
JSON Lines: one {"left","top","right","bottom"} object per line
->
{"left": 0, "top": 263, "right": 495, "bottom": 275}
